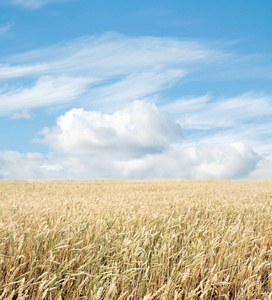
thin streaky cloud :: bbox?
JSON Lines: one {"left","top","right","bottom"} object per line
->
{"left": 1, "top": 34, "right": 221, "bottom": 79}
{"left": 11, "top": 109, "right": 32, "bottom": 120}
{"left": 0, "top": 22, "right": 13, "bottom": 35}
{"left": 9, "top": 0, "right": 70, "bottom": 9}
{"left": 0, "top": 75, "right": 94, "bottom": 114}
{"left": 0, "top": 33, "right": 223, "bottom": 115}
{"left": 0, "top": 63, "right": 49, "bottom": 79}
{"left": 163, "top": 92, "right": 272, "bottom": 129}
{"left": 84, "top": 69, "right": 187, "bottom": 111}
{"left": 162, "top": 92, "right": 272, "bottom": 155}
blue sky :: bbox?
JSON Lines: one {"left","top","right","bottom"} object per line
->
{"left": 0, "top": 0, "right": 272, "bottom": 179}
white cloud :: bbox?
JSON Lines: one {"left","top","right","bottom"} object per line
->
{"left": 35, "top": 101, "right": 183, "bottom": 158}
{"left": 0, "top": 142, "right": 262, "bottom": 180}
{"left": 0, "top": 151, "right": 50, "bottom": 179}
{"left": 113, "top": 142, "right": 261, "bottom": 179}
{"left": 249, "top": 155, "right": 272, "bottom": 179}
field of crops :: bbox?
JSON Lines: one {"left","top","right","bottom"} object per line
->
{"left": 1, "top": 180, "right": 272, "bottom": 299}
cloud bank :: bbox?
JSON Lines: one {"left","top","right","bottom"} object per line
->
{"left": 0, "top": 101, "right": 268, "bottom": 180}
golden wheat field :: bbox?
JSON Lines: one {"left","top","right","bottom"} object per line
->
{"left": 1, "top": 180, "right": 272, "bottom": 299}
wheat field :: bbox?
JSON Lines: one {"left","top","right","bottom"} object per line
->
{"left": 1, "top": 180, "right": 272, "bottom": 299}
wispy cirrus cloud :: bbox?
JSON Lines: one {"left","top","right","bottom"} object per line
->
{"left": 11, "top": 109, "right": 32, "bottom": 120}
{"left": 0, "top": 63, "right": 48, "bottom": 79}
{"left": 8, "top": 0, "right": 69, "bottom": 10}
{"left": 2, "top": 32, "right": 271, "bottom": 119}
{"left": 162, "top": 92, "right": 272, "bottom": 154}
{"left": 1, "top": 33, "right": 219, "bottom": 79}
{"left": 0, "top": 75, "right": 94, "bottom": 115}
{"left": 0, "top": 33, "right": 224, "bottom": 115}
{"left": 163, "top": 92, "right": 272, "bottom": 129}
{"left": 0, "top": 22, "right": 13, "bottom": 35}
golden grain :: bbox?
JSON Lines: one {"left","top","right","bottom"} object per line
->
{"left": 0, "top": 180, "right": 272, "bottom": 299}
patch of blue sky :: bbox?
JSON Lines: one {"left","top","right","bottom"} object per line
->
{"left": 160, "top": 80, "right": 272, "bottom": 103}
{"left": 1, "top": 1, "right": 271, "bottom": 51}
{"left": 182, "top": 127, "right": 229, "bottom": 139}
{"left": 0, "top": 113, "right": 50, "bottom": 153}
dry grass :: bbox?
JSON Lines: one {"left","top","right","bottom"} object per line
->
{"left": 1, "top": 180, "right": 272, "bottom": 299}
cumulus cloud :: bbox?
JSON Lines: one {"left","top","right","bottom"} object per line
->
{"left": 185, "top": 142, "right": 260, "bottom": 179}
{"left": 0, "top": 142, "right": 262, "bottom": 180}
{"left": 0, "top": 151, "right": 51, "bottom": 179}
{"left": 0, "top": 101, "right": 266, "bottom": 179}
{"left": 112, "top": 142, "right": 261, "bottom": 179}
{"left": 35, "top": 101, "right": 183, "bottom": 158}
{"left": 249, "top": 155, "right": 272, "bottom": 179}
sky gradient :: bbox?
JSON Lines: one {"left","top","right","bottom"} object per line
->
{"left": 0, "top": 0, "right": 272, "bottom": 179}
